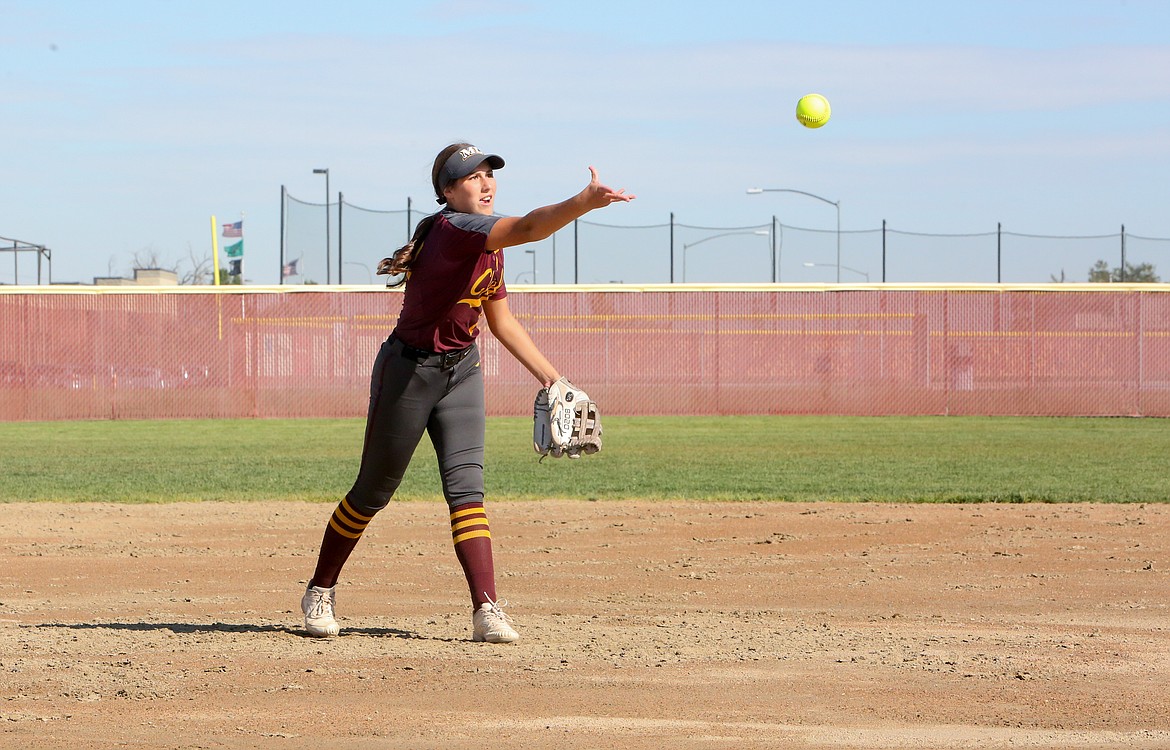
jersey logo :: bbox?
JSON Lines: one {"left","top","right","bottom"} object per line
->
{"left": 455, "top": 265, "right": 503, "bottom": 337}
{"left": 457, "top": 267, "right": 502, "bottom": 310}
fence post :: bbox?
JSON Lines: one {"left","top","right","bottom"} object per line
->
{"left": 338, "top": 192, "right": 344, "bottom": 284}
{"left": 406, "top": 196, "right": 412, "bottom": 242}
{"left": 1121, "top": 224, "right": 1127, "bottom": 281}
{"left": 669, "top": 212, "right": 675, "bottom": 283}
{"left": 574, "top": 219, "right": 579, "bottom": 284}
{"left": 772, "top": 215, "right": 778, "bottom": 283}
{"left": 881, "top": 219, "right": 886, "bottom": 283}
{"left": 997, "top": 222, "right": 1002, "bottom": 283}
{"left": 279, "top": 185, "right": 286, "bottom": 286}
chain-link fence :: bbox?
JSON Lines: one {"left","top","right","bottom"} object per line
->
{"left": 3, "top": 285, "right": 1169, "bottom": 421}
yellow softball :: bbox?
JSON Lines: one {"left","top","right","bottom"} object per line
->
{"left": 796, "top": 93, "right": 831, "bottom": 129}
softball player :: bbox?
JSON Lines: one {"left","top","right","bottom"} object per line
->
{"left": 300, "top": 143, "right": 633, "bottom": 643}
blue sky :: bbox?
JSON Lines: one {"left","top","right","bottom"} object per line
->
{"left": 4, "top": 0, "right": 1170, "bottom": 285}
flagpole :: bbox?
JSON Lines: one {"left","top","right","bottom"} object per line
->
{"left": 240, "top": 211, "right": 245, "bottom": 284}
{"left": 222, "top": 220, "right": 244, "bottom": 281}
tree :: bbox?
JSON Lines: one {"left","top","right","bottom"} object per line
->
{"left": 1088, "top": 260, "right": 1160, "bottom": 283}
{"left": 131, "top": 246, "right": 172, "bottom": 273}
{"left": 131, "top": 243, "right": 215, "bottom": 285}
{"left": 179, "top": 243, "right": 214, "bottom": 285}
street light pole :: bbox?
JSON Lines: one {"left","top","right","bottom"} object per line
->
{"left": 747, "top": 187, "right": 841, "bottom": 282}
{"left": 344, "top": 261, "right": 373, "bottom": 284}
{"left": 313, "top": 168, "right": 330, "bottom": 284}
{"left": 681, "top": 230, "right": 770, "bottom": 282}
{"left": 803, "top": 261, "right": 868, "bottom": 282}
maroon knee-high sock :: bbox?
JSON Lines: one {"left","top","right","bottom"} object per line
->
{"left": 310, "top": 499, "right": 374, "bottom": 589}
{"left": 450, "top": 502, "right": 496, "bottom": 608}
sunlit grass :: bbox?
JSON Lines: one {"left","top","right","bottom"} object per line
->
{"left": 1, "top": 416, "right": 1167, "bottom": 503}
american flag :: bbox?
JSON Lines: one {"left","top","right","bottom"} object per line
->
{"left": 281, "top": 258, "right": 300, "bottom": 278}
{"left": 222, "top": 221, "right": 243, "bottom": 238}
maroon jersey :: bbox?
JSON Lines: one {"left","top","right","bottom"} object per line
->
{"left": 393, "top": 210, "right": 508, "bottom": 352}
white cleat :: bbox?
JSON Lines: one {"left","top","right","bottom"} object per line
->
{"left": 301, "top": 585, "right": 340, "bottom": 637}
{"left": 472, "top": 596, "right": 519, "bottom": 643}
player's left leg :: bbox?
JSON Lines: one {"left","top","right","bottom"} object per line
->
{"left": 427, "top": 349, "right": 518, "bottom": 643}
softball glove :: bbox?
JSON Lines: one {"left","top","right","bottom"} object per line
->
{"left": 533, "top": 377, "right": 603, "bottom": 459}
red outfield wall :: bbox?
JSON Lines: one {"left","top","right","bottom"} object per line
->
{"left": 2, "top": 284, "right": 1169, "bottom": 421}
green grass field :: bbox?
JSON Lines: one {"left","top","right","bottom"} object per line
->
{"left": 1, "top": 416, "right": 1168, "bottom": 503}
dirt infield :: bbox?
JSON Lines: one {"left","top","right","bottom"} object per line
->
{"left": 2, "top": 500, "right": 1167, "bottom": 749}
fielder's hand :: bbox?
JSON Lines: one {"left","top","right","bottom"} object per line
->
{"left": 533, "top": 377, "right": 602, "bottom": 459}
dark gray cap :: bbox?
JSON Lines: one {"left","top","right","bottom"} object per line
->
{"left": 439, "top": 145, "right": 505, "bottom": 192}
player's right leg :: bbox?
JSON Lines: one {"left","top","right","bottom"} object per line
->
{"left": 300, "top": 338, "right": 442, "bottom": 637}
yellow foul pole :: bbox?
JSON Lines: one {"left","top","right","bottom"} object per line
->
{"left": 211, "top": 215, "right": 223, "bottom": 340}
{"left": 210, "top": 215, "right": 221, "bottom": 285}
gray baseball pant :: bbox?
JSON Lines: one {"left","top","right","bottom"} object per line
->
{"left": 345, "top": 335, "right": 486, "bottom": 516}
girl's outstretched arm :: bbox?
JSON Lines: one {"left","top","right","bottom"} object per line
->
{"left": 486, "top": 167, "right": 633, "bottom": 251}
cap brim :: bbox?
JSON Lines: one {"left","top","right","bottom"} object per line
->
{"left": 453, "top": 153, "right": 504, "bottom": 180}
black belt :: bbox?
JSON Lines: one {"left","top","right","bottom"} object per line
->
{"left": 395, "top": 338, "right": 474, "bottom": 370}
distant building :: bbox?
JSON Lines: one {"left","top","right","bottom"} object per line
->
{"left": 93, "top": 268, "right": 179, "bottom": 286}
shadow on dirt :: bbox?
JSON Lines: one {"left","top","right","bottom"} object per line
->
{"left": 31, "top": 621, "right": 424, "bottom": 639}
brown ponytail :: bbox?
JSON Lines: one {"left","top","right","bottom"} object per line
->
{"left": 376, "top": 213, "right": 438, "bottom": 288}
{"left": 375, "top": 142, "right": 472, "bottom": 288}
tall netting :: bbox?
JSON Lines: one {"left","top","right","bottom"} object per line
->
{"left": 563, "top": 221, "right": 1170, "bottom": 285}
{"left": 336, "top": 200, "right": 415, "bottom": 285}
{"left": 1, "top": 286, "right": 1168, "bottom": 421}
{"left": 282, "top": 193, "right": 332, "bottom": 285}
{"left": 283, "top": 192, "right": 420, "bottom": 286}
{"left": 574, "top": 220, "right": 673, "bottom": 284}
{"left": 997, "top": 232, "right": 1130, "bottom": 284}
{"left": 1127, "top": 233, "right": 1170, "bottom": 278}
